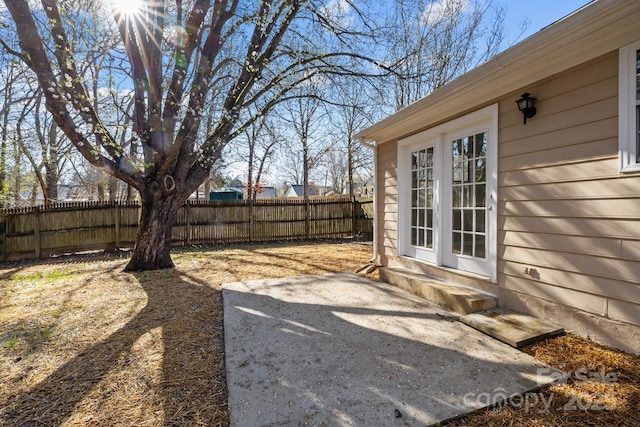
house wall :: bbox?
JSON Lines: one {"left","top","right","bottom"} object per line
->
{"left": 497, "top": 50, "right": 640, "bottom": 353}
{"left": 376, "top": 140, "right": 398, "bottom": 265}
{"left": 375, "top": 50, "right": 640, "bottom": 353}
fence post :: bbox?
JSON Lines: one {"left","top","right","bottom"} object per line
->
{"left": 34, "top": 206, "right": 41, "bottom": 259}
{"left": 352, "top": 197, "right": 358, "bottom": 237}
{"left": 304, "top": 197, "right": 310, "bottom": 239}
{"left": 114, "top": 202, "right": 121, "bottom": 250}
{"left": 185, "top": 200, "right": 191, "bottom": 246}
{"left": 0, "top": 215, "right": 6, "bottom": 262}
{"left": 248, "top": 198, "right": 254, "bottom": 242}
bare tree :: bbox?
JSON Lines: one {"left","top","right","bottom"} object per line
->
{"left": 1, "top": 0, "right": 380, "bottom": 270}
{"left": 0, "top": 60, "right": 19, "bottom": 207}
{"left": 383, "top": 0, "right": 505, "bottom": 110}
{"left": 232, "top": 112, "right": 280, "bottom": 200}
{"left": 279, "top": 88, "right": 331, "bottom": 199}
{"left": 0, "top": 56, "right": 33, "bottom": 206}
{"left": 30, "top": 90, "right": 66, "bottom": 203}
{"left": 325, "top": 148, "right": 348, "bottom": 194}
{"left": 333, "top": 79, "right": 375, "bottom": 196}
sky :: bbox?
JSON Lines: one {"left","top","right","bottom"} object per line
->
{"left": 497, "top": 0, "right": 593, "bottom": 45}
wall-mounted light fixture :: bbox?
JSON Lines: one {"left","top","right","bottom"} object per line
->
{"left": 515, "top": 92, "right": 537, "bottom": 124}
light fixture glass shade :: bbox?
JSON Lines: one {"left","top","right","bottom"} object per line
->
{"left": 515, "top": 92, "right": 537, "bottom": 124}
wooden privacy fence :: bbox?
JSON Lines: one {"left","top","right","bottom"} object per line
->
{"left": 0, "top": 196, "right": 373, "bottom": 261}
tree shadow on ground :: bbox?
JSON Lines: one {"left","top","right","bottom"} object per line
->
{"left": 1, "top": 270, "right": 228, "bottom": 426}
{"left": 223, "top": 274, "right": 559, "bottom": 426}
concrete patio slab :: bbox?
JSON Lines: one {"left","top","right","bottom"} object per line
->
{"left": 223, "top": 273, "right": 564, "bottom": 426}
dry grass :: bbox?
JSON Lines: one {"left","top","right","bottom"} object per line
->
{"left": 0, "top": 241, "right": 372, "bottom": 426}
{"left": 1, "top": 240, "right": 638, "bottom": 426}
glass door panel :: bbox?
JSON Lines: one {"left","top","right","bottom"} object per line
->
{"left": 410, "top": 147, "right": 434, "bottom": 249}
{"left": 451, "top": 132, "right": 487, "bottom": 259}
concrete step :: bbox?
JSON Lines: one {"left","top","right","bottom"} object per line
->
{"left": 379, "top": 267, "right": 497, "bottom": 315}
{"left": 460, "top": 307, "right": 564, "bottom": 348}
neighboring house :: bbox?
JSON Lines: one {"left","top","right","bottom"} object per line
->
{"left": 211, "top": 185, "right": 278, "bottom": 200}
{"left": 285, "top": 184, "right": 305, "bottom": 197}
{"left": 344, "top": 181, "right": 374, "bottom": 197}
{"left": 20, "top": 184, "right": 86, "bottom": 205}
{"left": 189, "top": 189, "right": 210, "bottom": 200}
{"left": 356, "top": 0, "right": 640, "bottom": 353}
{"left": 256, "top": 186, "right": 278, "bottom": 198}
{"left": 57, "top": 184, "right": 85, "bottom": 201}
{"left": 224, "top": 185, "right": 249, "bottom": 198}
{"left": 209, "top": 188, "right": 244, "bottom": 201}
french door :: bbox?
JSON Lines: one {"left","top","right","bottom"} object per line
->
{"left": 398, "top": 106, "right": 497, "bottom": 281}
{"left": 405, "top": 141, "right": 439, "bottom": 264}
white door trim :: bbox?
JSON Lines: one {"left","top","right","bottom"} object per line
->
{"left": 397, "top": 136, "right": 441, "bottom": 264}
{"left": 397, "top": 104, "right": 498, "bottom": 282}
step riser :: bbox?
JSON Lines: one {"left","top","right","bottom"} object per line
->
{"left": 379, "top": 267, "right": 563, "bottom": 347}
{"left": 380, "top": 268, "right": 497, "bottom": 315}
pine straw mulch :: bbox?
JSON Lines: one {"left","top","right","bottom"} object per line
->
{"left": 1, "top": 239, "right": 638, "bottom": 427}
{"left": 446, "top": 333, "right": 640, "bottom": 427}
{"left": 0, "top": 240, "right": 373, "bottom": 427}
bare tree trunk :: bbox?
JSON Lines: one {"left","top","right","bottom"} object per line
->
{"left": 95, "top": 182, "right": 104, "bottom": 201}
{"left": 0, "top": 86, "right": 10, "bottom": 208}
{"left": 126, "top": 185, "right": 135, "bottom": 203}
{"left": 12, "top": 136, "right": 20, "bottom": 206}
{"left": 0, "top": 135, "right": 5, "bottom": 207}
{"left": 125, "top": 190, "right": 183, "bottom": 271}
{"left": 108, "top": 175, "right": 119, "bottom": 201}
{"left": 126, "top": 133, "right": 136, "bottom": 203}
{"left": 204, "top": 178, "right": 211, "bottom": 200}
{"left": 247, "top": 139, "right": 255, "bottom": 200}
{"left": 30, "top": 182, "right": 38, "bottom": 206}
{"left": 44, "top": 122, "right": 59, "bottom": 203}
{"left": 302, "top": 132, "right": 310, "bottom": 238}
{"left": 348, "top": 145, "right": 354, "bottom": 197}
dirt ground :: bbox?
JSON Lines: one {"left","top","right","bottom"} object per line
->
{"left": 1, "top": 240, "right": 638, "bottom": 426}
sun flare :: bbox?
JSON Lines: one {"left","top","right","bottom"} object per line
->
{"left": 112, "top": 0, "right": 142, "bottom": 17}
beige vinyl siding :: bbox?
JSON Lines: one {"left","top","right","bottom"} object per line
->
{"left": 499, "top": 260, "right": 640, "bottom": 305}
{"left": 500, "top": 216, "right": 640, "bottom": 240}
{"left": 377, "top": 141, "right": 399, "bottom": 258}
{"left": 500, "top": 176, "right": 639, "bottom": 200}
{"left": 500, "top": 158, "right": 620, "bottom": 186}
{"left": 498, "top": 51, "right": 640, "bottom": 326}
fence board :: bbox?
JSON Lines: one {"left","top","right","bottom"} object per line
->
{"left": 0, "top": 196, "right": 373, "bottom": 261}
